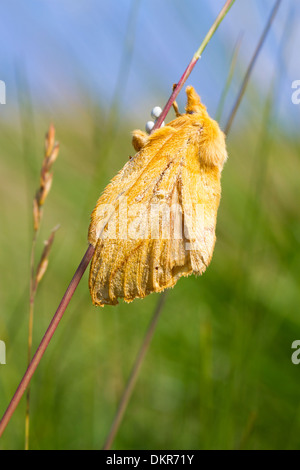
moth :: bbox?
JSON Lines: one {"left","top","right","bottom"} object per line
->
{"left": 88, "top": 86, "right": 228, "bottom": 306}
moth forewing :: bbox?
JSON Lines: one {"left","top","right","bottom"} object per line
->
{"left": 88, "top": 86, "right": 228, "bottom": 306}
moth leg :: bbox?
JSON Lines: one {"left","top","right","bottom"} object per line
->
{"left": 172, "top": 100, "right": 181, "bottom": 117}
{"left": 172, "top": 83, "right": 182, "bottom": 117}
{"left": 132, "top": 129, "right": 149, "bottom": 152}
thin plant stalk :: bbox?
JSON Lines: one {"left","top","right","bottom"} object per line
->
{"left": 224, "top": 0, "right": 282, "bottom": 135}
{"left": 215, "top": 33, "right": 243, "bottom": 123}
{"left": 24, "top": 126, "right": 60, "bottom": 450}
{"left": 102, "top": 0, "right": 282, "bottom": 450}
{"left": 102, "top": 293, "right": 167, "bottom": 450}
{"left": 25, "top": 230, "right": 37, "bottom": 450}
{"left": 25, "top": 225, "right": 60, "bottom": 449}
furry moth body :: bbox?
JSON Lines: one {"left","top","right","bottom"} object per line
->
{"left": 88, "top": 86, "right": 228, "bottom": 306}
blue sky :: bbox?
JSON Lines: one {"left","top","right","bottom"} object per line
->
{"left": 0, "top": 0, "right": 299, "bottom": 133}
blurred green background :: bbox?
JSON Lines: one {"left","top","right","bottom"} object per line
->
{"left": 1, "top": 0, "right": 300, "bottom": 450}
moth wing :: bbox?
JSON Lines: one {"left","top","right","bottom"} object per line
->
{"left": 181, "top": 143, "right": 222, "bottom": 274}
{"left": 88, "top": 125, "right": 179, "bottom": 245}
{"left": 89, "top": 127, "right": 195, "bottom": 306}
{"left": 89, "top": 86, "right": 227, "bottom": 306}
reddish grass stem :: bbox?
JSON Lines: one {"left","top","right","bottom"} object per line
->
{"left": 153, "top": 0, "right": 236, "bottom": 131}
{"left": 0, "top": 244, "right": 95, "bottom": 438}
{"left": 152, "top": 57, "right": 198, "bottom": 131}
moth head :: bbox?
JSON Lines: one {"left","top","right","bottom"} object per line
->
{"left": 185, "top": 86, "right": 228, "bottom": 170}
{"left": 185, "top": 86, "right": 207, "bottom": 116}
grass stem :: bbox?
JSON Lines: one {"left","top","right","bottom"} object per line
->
{"left": 102, "top": 292, "right": 167, "bottom": 450}
{"left": 25, "top": 230, "right": 37, "bottom": 450}
{"left": 224, "top": 0, "right": 283, "bottom": 135}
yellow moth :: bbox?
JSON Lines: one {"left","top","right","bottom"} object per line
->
{"left": 88, "top": 86, "right": 228, "bottom": 306}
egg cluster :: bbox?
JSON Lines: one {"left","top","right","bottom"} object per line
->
{"left": 145, "top": 106, "right": 165, "bottom": 134}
